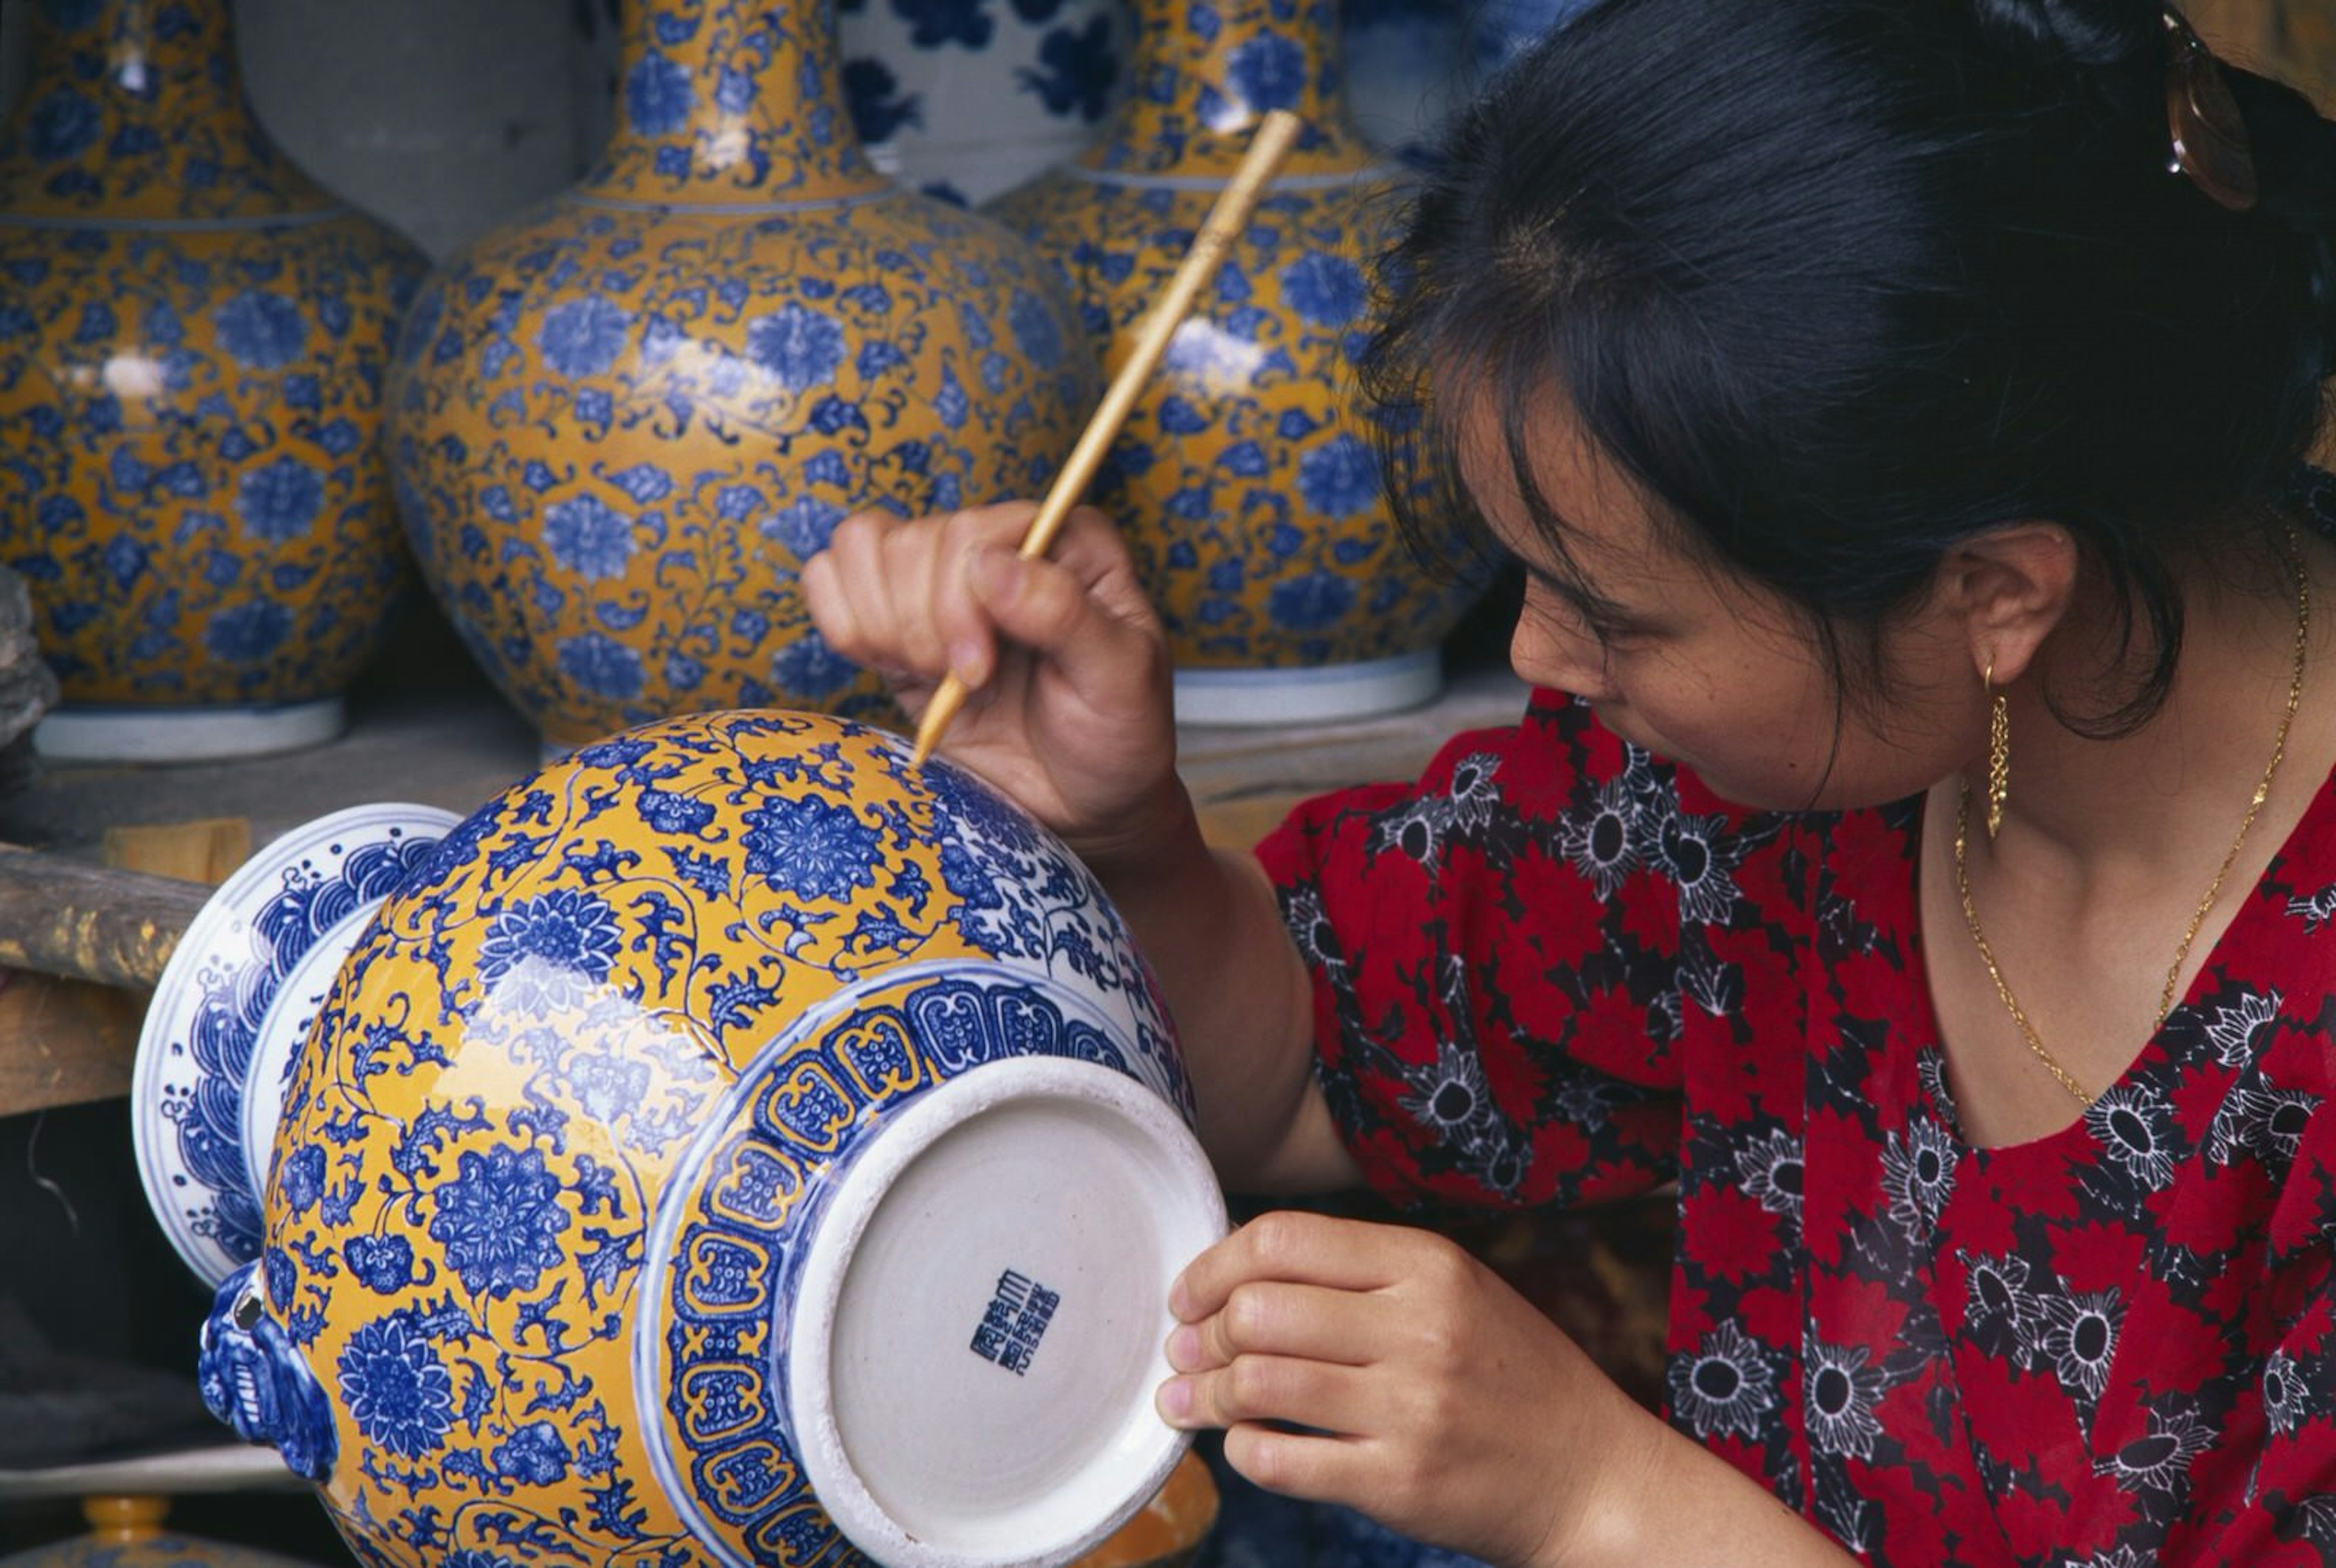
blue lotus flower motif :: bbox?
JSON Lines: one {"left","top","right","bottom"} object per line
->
{"left": 745, "top": 303, "right": 847, "bottom": 394}
{"left": 1007, "top": 288, "right": 1065, "bottom": 372}
{"left": 570, "top": 1050, "right": 650, "bottom": 1123}
{"left": 1281, "top": 252, "right": 1366, "bottom": 328}
{"left": 1268, "top": 568, "right": 1358, "bottom": 633}
{"left": 206, "top": 599, "right": 293, "bottom": 663}
{"left": 537, "top": 294, "right": 634, "bottom": 380}
{"left": 773, "top": 630, "right": 861, "bottom": 698}
{"left": 335, "top": 1311, "right": 454, "bottom": 1458}
{"left": 426, "top": 1143, "right": 572, "bottom": 1300}
{"left": 1225, "top": 33, "right": 1305, "bottom": 113}
{"left": 542, "top": 494, "right": 636, "bottom": 580}
{"left": 215, "top": 290, "right": 310, "bottom": 370}
{"left": 478, "top": 887, "right": 622, "bottom": 1015}
{"left": 557, "top": 630, "right": 645, "bottom": 700}
{"left": 27, "top": 90, "right": 100, "bottom": 162}
{"left": 278, "top": 1144, "right": 327, "bottom": 1214}
{"left": 764, "top": 494, "right": 846, "bottom": 558}
{"left": 343, "top": 1234, "right": 415, "bottom": 1293}
{"left": 237, "top": 455, "right": 325, "bottom": 543}
{"left": 742, "top": 794, "right": 881, "bottom": 902}
{"left": 626, "top": 49, "right": 696, "bottom": 136}
{"left": 1296, "top": 433, "right": 1380, "bottom": 519}
{"left": 492, "top": 1420, "right": 572, "bottom": 1485}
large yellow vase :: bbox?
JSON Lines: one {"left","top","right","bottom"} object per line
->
{"left": 986, "top": 0, "right": 1484, "bottom": 725}
{"left": 0, "top": 0, "right": 423, "bottom": 761}
{"left": 389, "top": 0, "right": 1096, "bottom": 752}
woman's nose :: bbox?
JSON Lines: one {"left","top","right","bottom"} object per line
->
{"left": 1509, "top": 600, "right": 1613, "bottom": 699}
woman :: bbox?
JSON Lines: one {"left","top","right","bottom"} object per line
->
{"left": 804, "top": 0, "right": 2336, "bottom": 1560}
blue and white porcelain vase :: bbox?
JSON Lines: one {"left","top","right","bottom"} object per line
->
{"left": 839, "top": 0, "right": 1126, "bottom": 206}
{"left": 985, "top": 0, "right": 1484, "bottom": 725}
{"left": 1340, "top": 0, "right": 1461, "bottom": 165}
{"left": 1468, "top": 0, "right": 1602, "bottom": 74}
{"left": 164, "top": 710, "right": 1225, "bottom": 1568}
{"left": 0, "top": 0, "right": 425, "bottom": 762}
{"left": 388, "top": 0, "right": 1097, "bottom": 752}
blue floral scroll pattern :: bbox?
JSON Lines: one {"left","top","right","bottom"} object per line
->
{"left": 642, "top": 966, "right": 1165, "bottom": 1568}
{"left": 0, "top": 217, "right": 422, "bottom": 706}
{"left": 154, "top": 820, "right": 451, "bottom": 1277}
{"left": 255, "top": 710, "right": 1178, "bottom": 1566}
{"left": 388, "top": 192, "right": 1093, "bottom": 743}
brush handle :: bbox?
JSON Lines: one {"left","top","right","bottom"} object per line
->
{"left": 908, "top": 109, "right": 1305, "bottom": 766}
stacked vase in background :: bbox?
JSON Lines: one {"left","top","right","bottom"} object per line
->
{"left": 389, "top": 0, "right": 1097, "bottom": 752}
{"left": 987, "top": 0, "right": 1483, "bottom": 724}
{"left": 840, "top": 0, "right": 1125, "bottom": 206}
{"left": 0, "top": 0, "right": 423, "bottom": 761}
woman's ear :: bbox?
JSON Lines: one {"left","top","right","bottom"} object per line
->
{"left": 1931, "top": 522, "right": 2080, "bottom": 685}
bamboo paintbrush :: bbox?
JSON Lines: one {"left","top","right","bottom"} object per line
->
{"left": 907, "top": 107, "right": 1305, "bottom": 767}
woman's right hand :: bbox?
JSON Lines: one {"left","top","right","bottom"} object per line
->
{"left": 801, "top": 502, "right": 1185, "bottom": 864}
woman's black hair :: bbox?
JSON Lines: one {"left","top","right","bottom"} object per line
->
{"left": 1364, "top": 0, "right": 2336, "bottom": 737}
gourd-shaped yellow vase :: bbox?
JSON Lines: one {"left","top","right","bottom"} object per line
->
{"left": 986, "top": 0, "right": 1483, "bottom": 725}
{"left": 0, "top": 0, "right": 423, "bottom": 762}
{"left": 389, "top": 0, "right": 1096, "bottom": 752}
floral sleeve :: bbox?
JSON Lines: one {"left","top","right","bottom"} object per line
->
{"left": 1254, "top": 690, "right": 1780, "bottom": 1212}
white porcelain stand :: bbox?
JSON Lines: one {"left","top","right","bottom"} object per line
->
{"left": 35, "top": 698, "right": 347, "bottom": 763}
{"left": 1173, "top": 649, "right": 1442, "bottom": 726}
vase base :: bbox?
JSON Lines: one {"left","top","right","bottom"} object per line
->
{"left": 788, "top": 1056, "right": 1227, "bottom": 1568}
{"left": 1173, "top": 650, "right": 1442, "bottom": 726}
{"left": 35, "top": 698, "right": 347, "bottom": 763}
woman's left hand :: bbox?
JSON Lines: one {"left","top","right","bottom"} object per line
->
{"left": 1157, "top": 1210, "right": 1659, "bottom": 1568}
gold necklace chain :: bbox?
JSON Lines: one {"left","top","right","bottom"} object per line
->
{"left": 1953, "top": 527, "right": 2310, "bottom": 1108}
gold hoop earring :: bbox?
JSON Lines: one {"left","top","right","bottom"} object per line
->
{"left": 1986, "top": 661, "right": 2009, "bottom": 841}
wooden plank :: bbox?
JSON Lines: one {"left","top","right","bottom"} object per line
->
{"left": 102, "top": 818, "right": 251, "bottom": 889}
{"left": 0, "top": 846, "right": 210, "bottom": 991}
{"left": 0, "top": 971, "right": 145, "bottom": 1117}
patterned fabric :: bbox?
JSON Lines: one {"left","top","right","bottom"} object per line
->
{"left": 1256, "top": 505, "right": 2336, "bottom": 1566}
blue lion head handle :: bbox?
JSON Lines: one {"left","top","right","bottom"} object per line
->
{"left": 197, "top": 1262, "right": 338, "bottom": 1483}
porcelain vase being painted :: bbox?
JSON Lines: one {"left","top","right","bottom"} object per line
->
{"left": 389, "top": 0, "right": 1097, "bottom": 752}
{"left": 985, "top": 0, "right": 1484, "bottom": 726}
{"left": 0, "top": 0, "right": 424, "bottom": 762}
{"left": 172, "top": 710, "right": 1223, "bottom": 1568}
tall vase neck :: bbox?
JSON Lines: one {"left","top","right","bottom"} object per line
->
{"left": 1086, "top": 0, "right": 1381, "bottom": 178}
{"left": 579, "top": 0, "right": 885, "bottom": 206}
{"left": 0, "top": 0, "right": 335, "bottom": 221}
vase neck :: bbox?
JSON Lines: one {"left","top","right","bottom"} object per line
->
{"left": 579, "top": 0, "right": 885, "bottom": 205}
{"left": 1086, "top": 0, "right": 1380, "bottom": 178}
{"left": 0, "top": 0, "right": 335, "bottom": 221}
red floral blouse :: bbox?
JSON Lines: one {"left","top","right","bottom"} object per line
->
{"left": 1256, "top": 685, "right": 2336, "bottom": 1567}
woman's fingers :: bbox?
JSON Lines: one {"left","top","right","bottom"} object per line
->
{"left": 1171, "top": 1210, "right": 1427, "bottom": 1321}
{"left": 1159, "top": 1351, "right": 1379, "bottom": 1436}
{"left": 1167, "top": 1279, "right": 1380, "bottom": 1373}
{"left": 804, "top": 504, "right": 1040, "bottom": 685}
